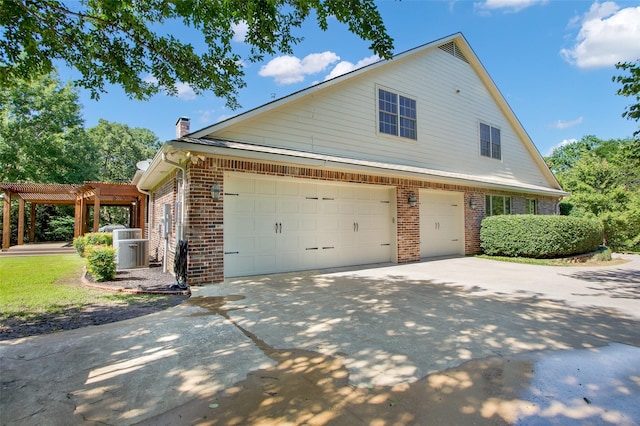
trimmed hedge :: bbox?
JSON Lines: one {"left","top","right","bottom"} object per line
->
{"left": 73, "top": 232, "right": 113, "bottom": 257}
{"left": 86, "top": 245, "right": 116, "bottom": 282}
{"left": 480, "top": 215, "right": 603, "bottom": 258}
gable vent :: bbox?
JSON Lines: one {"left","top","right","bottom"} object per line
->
{"left": 438, "top": 41, "right": 469, "bottom": 64}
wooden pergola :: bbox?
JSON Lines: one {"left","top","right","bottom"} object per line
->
{"left": 1, "top": 182, "right": 146, "bottom": 251}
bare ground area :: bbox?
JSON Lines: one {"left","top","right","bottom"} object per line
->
{"left": 0, "top": 268, "right": 190, "bottom": 341}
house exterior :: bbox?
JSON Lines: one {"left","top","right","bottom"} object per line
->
{"left": 136, "top": 33, "right": 567, "bottom": 285}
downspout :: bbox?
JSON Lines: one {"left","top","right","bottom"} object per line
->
{"left": 161, "top": 152, "right": 187, "bottom": 273}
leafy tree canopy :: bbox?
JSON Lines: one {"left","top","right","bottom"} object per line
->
{"left": 0, "top": 0, "right": 394, "bottom": 109}
{"left": 546, "top": 135, "right": 640, "bottom": 251}
{"left": 87, "top": 119, "right": 160, "bottom": 183}
{"left": 613, "top": 60, "right": 640, "bottom": 136}
{"left": 0, "top": 71, "right": 97, "bottom": 183}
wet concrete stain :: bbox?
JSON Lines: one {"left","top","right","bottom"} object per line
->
{"left": 141, "top": 296, "right": 640, "bottom": 426}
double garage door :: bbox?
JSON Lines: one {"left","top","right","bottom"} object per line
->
{"left": 224, "top": 173, "right": 394, "bottom": 277}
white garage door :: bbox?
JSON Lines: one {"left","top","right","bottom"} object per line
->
{"left": 224, "top": 173, "right": 393, "bottom": 277}
{"left": 419, "top": 190, "right": 464, "bottom": 258}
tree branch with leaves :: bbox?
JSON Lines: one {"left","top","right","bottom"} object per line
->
{"left": 0, "top": 0, "right": 394, "bottom": 109}
{"left": 613, "top": 59, "right": 640, "bottom": 137}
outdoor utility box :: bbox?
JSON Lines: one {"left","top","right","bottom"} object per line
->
{"left": 112, "top": 228, "right": 142, "bottom": 245}
{"left": 116, "top": 239, "right": 149, "bottom": 270}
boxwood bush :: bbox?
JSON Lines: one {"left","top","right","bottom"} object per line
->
{"left": 85, "top": 245, "right": 116, "bottom": 282}
{"left": 72, "top": 232, "right": 113, "bottom": 257}
{"left": 480, "top": 215, "right": 603, "bottom": 258}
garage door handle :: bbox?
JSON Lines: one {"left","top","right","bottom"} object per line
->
{"left": 224, "top": 251, "right": 239, "bottom": 255}
{"left": 322, "top": 246, "right": 334, "bottom": 249}
{"left": 381, "top": 243, "right": 390, "bottom": 246}
{"left": 279, "top": 223, "right": 282, "bottom": 233}
{"left": 306, "top": 247, "right": 318, "bottom": 250}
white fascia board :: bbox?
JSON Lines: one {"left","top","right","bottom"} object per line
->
{"left": 165, "top": 139, "right": 568, "bottom": 198}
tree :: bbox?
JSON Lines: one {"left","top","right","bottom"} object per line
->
{"left": 613, "top": 60, "right": 640, "bottom": 137}
{"left": 1, "top": 0, "right": 394, "bottom": 109}
{"left": 548, "top": 136, "right": 640, "bottom": 251}
{"left": 0, "top": 71, "right": 98, "bottom": 183}
{"left": 87, "top": 119, "right": 160, "bottom": 183}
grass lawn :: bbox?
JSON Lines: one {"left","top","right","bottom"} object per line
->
{"left": 0, "top": 254, "right": 155, "bottom": 320}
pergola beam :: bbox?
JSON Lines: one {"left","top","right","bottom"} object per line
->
{"left": 1, "top": 182, "right": 146, "bottom": 249}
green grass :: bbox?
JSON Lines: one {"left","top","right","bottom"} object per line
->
{"left": 0, "top": 254, "right": 157, "bottom": 319}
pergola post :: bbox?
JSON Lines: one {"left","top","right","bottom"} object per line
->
{"left": 2, "top": 190, "right": 11, "bottom": 251}
{"left": 17, "top": 197, "right": 25, "bottom": 245}
{"left": 93, "top": 188, "right": 100, "bottom": 232}
{"left": 74, "top": 196, "right": 82, "bottom": 238}
{"left": 29, "top": 203, "right": 36, "bottom": 243}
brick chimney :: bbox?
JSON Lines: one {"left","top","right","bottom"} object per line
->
{"left": 176, "top": 116, "right": 190, "bottom": 138}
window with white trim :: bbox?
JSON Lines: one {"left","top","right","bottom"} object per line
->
{"left": 485, "top": 195, "right": 511, "bottom": 216}
{"left": 525, "top": 198, "right": 537, "bottom": 214}
{"left": 378, "top": 88, "right": 417, "bottom": 139}
{"left": 480, "top": 123, "right": 501, "bottom": 160}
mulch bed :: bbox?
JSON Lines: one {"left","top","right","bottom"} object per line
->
{"left": 0, "top": 268, "right": 191, "bottom": 341}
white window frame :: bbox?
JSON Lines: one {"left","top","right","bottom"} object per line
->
{"left": 377, "top": 87, "right": 417, "bottom": 140}
{"left": 525, "top": 198, "right": 538, "bottom": 214}
{"left": 480, "top": 122, "right": 501, "bottom": 160}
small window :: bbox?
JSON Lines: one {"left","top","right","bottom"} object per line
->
{"left": 480, "top": 123, "right": 501, "bottom": 160}
{"left": 378, "top": 88, "right": 417, "bottom": 140}
{"left": 525, "top": 199, "right": 537, "bottom": 214}
{"left": 486, "top": 195, "right": 511, "bottom": 216}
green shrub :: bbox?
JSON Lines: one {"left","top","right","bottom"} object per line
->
{"left": 86, "top": 245, "right": 116, "bottom": 282}
{"left": 480, "top": 215, "right": 603, "bottom": 258}
{"left": 73, "top": 236, "right": 88, "bottom": 257}
{"left": 85, "top": 232, "right": 113, "bottom": 246}
{"left": 46, "top": 215, "right": 76, "bottom": 241}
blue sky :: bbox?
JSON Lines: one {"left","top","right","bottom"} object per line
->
{"left": 60, "top": 0, "right": 640, "bottom": 157}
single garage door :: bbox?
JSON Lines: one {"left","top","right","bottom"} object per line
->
{"left": 224, "top": 173, "right": 394, "bottom": 277}
{"left": 419, "top": 190, "right": 464, "bottom": 258}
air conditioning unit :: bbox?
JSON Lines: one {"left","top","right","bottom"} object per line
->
{"left": 116, "top": 239, "right": 149, "bottom": 270}
{"left": 113, "top": 228, "right": 142, "bottom": 247}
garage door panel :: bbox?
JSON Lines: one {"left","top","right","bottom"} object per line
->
{"left": 277, "top": 181, "right": 299, "bottom": 196}
{"left": 256, "top": 179, "right": 276, "bottom": 195}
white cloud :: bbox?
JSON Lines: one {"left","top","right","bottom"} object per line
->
{"left": 175, "top": 82, "right": 196, "bottom": 100}
{"left": 324, "top": 54, "right": 380, "bottom": 81}
{"left": 561, "top": 2, "right": 640, "bottom": 68}
{"left": 232, "top": 21, "right": 248, "bottom": 43}
{"left": 142, "top": 74, "right": 196, "bottom": 100}
{"left": 553, "top": 116, "right": 583, "bottom": 130}
{"left": 475, "top": 0, "right": 547, "bottom": 13}
{"left": 259, "top": 51, "right": 340, "bottom": 85}
{"left": 547, "top": 138, "right": 578, "bottom": 155}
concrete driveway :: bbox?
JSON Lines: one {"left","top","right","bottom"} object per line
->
{"left": 1, "top": 255, "right": 639, "bottom": 425}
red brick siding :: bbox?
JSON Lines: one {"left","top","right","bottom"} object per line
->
{"left": 149, "top": 173, "right": 177, "bottom": 270}
{"left": 185, "top": 158, "right": 224, "bottom": 285}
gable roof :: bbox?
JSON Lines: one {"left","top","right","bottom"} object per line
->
{"left": 140, "top": 33, "right": 564, "bottom": 195}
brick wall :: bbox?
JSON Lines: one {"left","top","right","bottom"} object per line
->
{"left": 149, "top": 173, "right": 176, "bottom": 270}
{"left": 396, "top": 185, "right": 420, "bottom": 263}
{"left": 185, "top": 158, "right": 224, "bottom": 285}
{"left": 149, "top": 155, "right": 562, "bottom": 284}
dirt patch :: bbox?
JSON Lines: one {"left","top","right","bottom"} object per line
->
{"left": 0, "top": 268, "right": 190, "bottom": 341}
